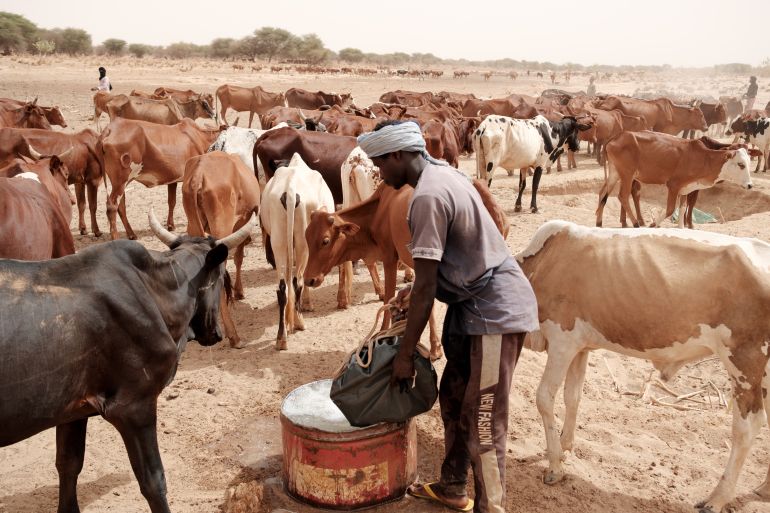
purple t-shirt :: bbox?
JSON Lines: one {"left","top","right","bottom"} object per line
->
{"left": 407, "top": 164, "right": 539, "bottom": 335}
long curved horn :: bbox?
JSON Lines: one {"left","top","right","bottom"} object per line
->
{"left": 27, "top": 144, "right": 43, "bottom": 160}
{"left": 57, "top": 145, "right": 74, "bottom": 159}
{"left": 216, "top": 214, "right": 258, "bottom": 250}
{"left": 297, "top": 108, "right": 307, "bottom": 121}
{"left": 148, "top": 208, "right": 178, "bottom": 247}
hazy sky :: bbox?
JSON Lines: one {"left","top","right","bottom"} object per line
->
{"left": 6, "top": 0, "right": 769, "bottom": 67}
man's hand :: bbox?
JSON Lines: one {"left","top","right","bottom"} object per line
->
{"left": 390, "top": 351, "right": 415, "bottom": 393}
{"left": 389, "top": 284, "right": 412, "bottom": 321}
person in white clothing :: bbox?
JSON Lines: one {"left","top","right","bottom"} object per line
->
{"left": 91, "top": 67, "right": 112, "bottom": 92}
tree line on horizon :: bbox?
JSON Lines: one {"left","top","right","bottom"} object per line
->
{"left": 0, "top": 11, "right": 767, "bottom": 75}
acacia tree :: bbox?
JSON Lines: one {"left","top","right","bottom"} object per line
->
{"left": 59, "top": 28, "right": 91, "bottom": 55}
{"left": 0, "top": 12, "right": 38, "bottom": 54}
{"left": 296, "top": 34, "right": 329, "bottom": 64}
{"left": 339, "top": 48, "right": 364, "bottom": 63}
{"left": 103, "top": 38, "right": 126, "bottom": 56}
{"left": 210, "top": 38, "right": 235, "bottom": 59}
{"left": 33, "top": 39, "right": 55, "bottom": 55}
{"left": 251, "top": 27, "right": 295, "bottom": 62}
{"left": 128, "top": 43, "right": 151, "bottom": 58}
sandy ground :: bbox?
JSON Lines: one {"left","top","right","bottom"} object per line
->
{"left": 1, "top": 56, "right": 770, "bottom": 513}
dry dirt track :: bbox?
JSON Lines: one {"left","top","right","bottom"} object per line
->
{"left": 2, "top": 56, "right": 770, "bottom": 513}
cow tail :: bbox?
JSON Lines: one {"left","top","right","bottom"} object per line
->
{"left": 285, "top": 178, "right": 297, "bottom": 328}
{"left": 184, "top": 163, "right": 206, "bottom": 237}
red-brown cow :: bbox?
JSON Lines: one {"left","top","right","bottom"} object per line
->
{"left": 182, "top": 151, "right": 260, "bottom": 349}
{"left": 0, "top": 127, "right": 103, "bottom": 236}
{"left": 216, "top": 84, "right": 286, "bottom": 127}
{"left": 0, "top": 155, "right": 74, "bottom": 259}
{"left": 98, "top": 118, "right": 220, "bottom": 240}
{"left": 285, "top": 88, "right": 354, "bottom": 110}
{"left": 0, "top": 98, "right": 66, "bottom": 128}
{"left": 0, "top": 99, "right": 51, "bottom": 129}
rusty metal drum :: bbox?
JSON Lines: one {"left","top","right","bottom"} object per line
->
{"left": 280, "top": 379, "right": 417, "bottom": 509}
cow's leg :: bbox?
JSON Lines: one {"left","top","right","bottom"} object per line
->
{"left": 248, "top": 111, "right": 254, "bottom": 128}
{"left": 292, "top": 277, "right": 306, "bottom": 331}
{"left": 631, "top": 181, "right": 644, "bottom": 227}
{"left": 560, "top": 351, "right": 589, "bottom": 453}
{"left": 111, "top": 409, "right": 172, "bottom": 513}
{"left": 617, "top": 179, "right": 640, "bottom": 228}
{"left": 220, "top": 289, "right": 242, "bottom": 349}
{"left": 55, "top": 418, "right": 88, "bottom": 513}
{"left": 276, "top": 278, "right": 287, "bottom": 350}
{"left": 651, "top": 188, "right": 678, "bottom": 227}
{"left": 74, "top": 182, "right": 87, "bottom": 235}
{"left": 677, "top": 195, "right": 687, "bottom": 228}
{"left": 568, "top": 149, "right": 577, "bottom": 169}
{"left": 537, "top": 334, "right": 583, "bottom": 485}
{"left": 686, "top": 191, "right": 699, "bottom": 229}
{"left": 232, "top": 242, "right": 246, "bottom": 300}
{"left": 380, "top": 260, "right": 398, "bottom": 331}
{"left": 87, "top": 182, "right": 101, "bottom": 237}
{"left": 595, "top": 182, "right": 610, "bottom": 227}
{"left": 695, "top": 407, "right": 763, "bottom": 513}
{"left": 117, "top": 193, "right": 137, "bottom": 240}
{"left": 166, "top": 183, "right": 177, "bottom": 231}
{"left": 337, "top": 262, "right": 351, "bottom": 309}
{"left": 530, "top": 166, "right": 543, "bottom": 213}
{"left": 514, "top": 170, "right": 526, "bottom": 213}
{"left": 754, "top": 361, "right": 770, "bottom": 500}
{"left": 427, "top": 303, "right": 443, "bottom": 360}
{"left": 367, "top": 260, "right": 385, "bottom": 300}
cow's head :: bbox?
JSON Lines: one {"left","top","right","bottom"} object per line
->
{"left": 725, "top": 116, "right": 747, "bottom": 136}
{"left": 43, "top": 106, "right": 67, "bottom": 128}
{"left": 303, "top": 210, "right": 358, "bottom": 288}
{"left": 16, "top": 101, "right": 51, "bottom": 130}
{"left": 339, "top": 93, "right": 354, "bottom": 108}
{"left": 687, "top": 106, "right": 709, "bottom": 131}
{"left": 718, "top": 149, "right": 752, "bottom": 189}
{"left": 148, "top": 211, "right": 256, "bottom": 346}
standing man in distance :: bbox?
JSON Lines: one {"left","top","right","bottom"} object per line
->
{"left": 90, "top": 66, "right": 112, "bottom": 92}
{"left": 358, "top": 121, "right": 539, "bottom": 513}
{"left": 744, "top": 76, "right": 758, "bottom": 113}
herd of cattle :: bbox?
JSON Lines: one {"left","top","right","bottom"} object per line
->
{"left": 2, "top": 81, "right": 770, "bottom": 513}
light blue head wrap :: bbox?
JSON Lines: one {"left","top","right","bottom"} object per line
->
{"left": 357, "top": 121, "right": 448, "bottom": 166}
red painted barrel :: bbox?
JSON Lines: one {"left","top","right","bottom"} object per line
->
{"left": 281, "top": 379, "right": 417, "bottom": 510}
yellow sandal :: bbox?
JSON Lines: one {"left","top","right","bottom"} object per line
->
{"left": 407, "top": 482, "right": 474, "bottom": 512}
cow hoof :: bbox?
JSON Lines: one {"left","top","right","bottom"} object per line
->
{"left": 230, "top": 339, "right": 245, "bottom": 349}
{"left": 694, "top": 501, "right": 717, "bottom": 513}
{"left": 531, "top": 207, "right": 539, "bottom": 214}
{"left": 543, "top": 470, "right": 564, "bottom": 485}
{"left": 337, "top": 302, "right": 349, "bottom": 310}
{"left": 233, "top": 291, "right": 245, "bottom": 301}
{"left": 80, "top": 227, "right": 87, "bottom": 235}
{"left": 127, "top": 233, "right": 137, "bottom": 241}
{"left": 93, "top": 230, "right": 102, "bottom": 238}
{"left": 514, "top": 205, "right": 522, "bottom": 213}
{"left": 276, "top": 339, "right": 288, "bottom": 351}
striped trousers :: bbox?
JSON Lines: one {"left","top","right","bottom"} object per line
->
{"left": 439, "top": 333, "right": 525, "bottom": 513}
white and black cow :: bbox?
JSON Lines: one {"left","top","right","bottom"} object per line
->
{"left": 473, "top": 114, "right": 590, "bottom": 212}
{"left": 726, "top": 116, "right": 770, "bottom": 173}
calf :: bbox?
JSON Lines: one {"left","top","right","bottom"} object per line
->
{"left": 0, "top": 155, "right": 74, "bottom": 259}
{"left": 726, "top": 116, "right": 770, "bottom": 172}
{"left": 0, "top": 212, "right": 253, "bottom": 513}
{"left": 519, "top": 220, "right": 770, "bottom": 513}
{"left": 473, "top": 115, "right": 589, "bottom": 212}
{"left": 596, "top": 131, "right": 752, "bottom": 227}
{"left": 421, "top": 118, "right": 461, "bottom": 167}
{"left": 182, "top": 151, "right": 261, "bottom": 348}
{"left": 260, "top": 153, "right": 335, "bottom": 349}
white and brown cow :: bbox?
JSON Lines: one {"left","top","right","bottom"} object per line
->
{"left": 518, "top": 220, "right": 770, "bottom": 513}
{"left": 260, "top": 153, "right": 335, "bottom": 350}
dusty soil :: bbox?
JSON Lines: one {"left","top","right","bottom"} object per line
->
{"left": 1, "top": 56, "right": 770, "bottom": 513}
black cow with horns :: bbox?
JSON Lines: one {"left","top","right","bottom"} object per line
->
{"left": 0, "top": 211, "right": 256, "bottom": 513}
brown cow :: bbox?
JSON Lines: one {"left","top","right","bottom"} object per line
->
{"left": 719, "top": 95, "right": 744, "bottom": 136}
{"left": 215, "top": 84, "right": 286, "bottom": 127}
{"left": 182, "top": 151, "right": 260, "bottom": 348}
{"left": 421, "top": 119, "right": 461, "bottom": 167}
{"left": 594, "top": 96, "right": 673, "bottom": 131}
{"left": 0, "top": 99, "right": 51, "bottom": 129}
{"left": 596, "top": 131, "right": 753, "bottom": 228}
{"left": 378, "top": 90, "right": 435, "bottom": 107}
{"left": 153, "top": 87, "right": 215, "bottom": 107}
{"left": 0, "top": 155, "right": 74, "bottom": 259}
{"left": 684, "top": 101, "right": 727, "bottom": 139}
{"left": 104, "top": 94, "right": 214, "bottom": 126}
{"left": 0, "top": 98, "right": 66, "bottom": 128}
{"left": 285, "top": 88, "right": 354, "bottom": 110}
{"left": 0, "top": 127, "right": 103, "bottom": 237}
{"left": 579, "top": 108, "right": 649, "bottom": 162}
{"left": 98, "top": 118, "right": 220, "bottom": 240}
{"left": 657, "top": 101, "right": 708, "bottom": 136}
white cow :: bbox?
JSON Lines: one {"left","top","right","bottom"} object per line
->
{"left": 518, "top": 219, "right": 770, "bottom": 513}
{"left": 207, "top": 122, "right": 288, "bottom": 183}
{"left": 337, "top": 147, "right": 386, "bottom": 308}
{"left": 473, "top": 114, "right": 562, "bottom": 213}
{"left": 260, "top": 152, "right": 334, "bottom": 349}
